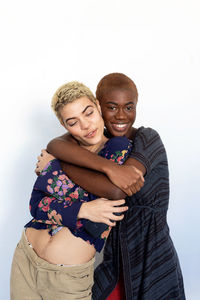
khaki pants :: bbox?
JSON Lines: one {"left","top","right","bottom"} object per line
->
{"left": 10, "top": 231, "right": 94, "bottom": 300}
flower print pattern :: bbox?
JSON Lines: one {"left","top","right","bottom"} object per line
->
{"left": 40, "top": 161, "right": 53, "bottom": 176}
{"left": 104, "top": 149, "right": 129, "bottom": 165}
{"left": 48, "top": 210, "right": 63, "bottom": 225}
{"left": 38, "top": 197, "right": 53, "bottom": 212}
{"left": 45, "top": 171, "right": 86, "bottom": 204}
{"left": 101, "top": 226, "right": 112, "bottom": 240}
{"left": 76, "top": 220, "right": 84, "bottom": 230}
{"left": 30, "top": 218, "right": 53, "bottom": 226}
{"left": 26, "top": 136, "right": 133, "bottom": 252}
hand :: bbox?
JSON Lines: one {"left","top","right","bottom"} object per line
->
{"left": 78, "top": 198, "right": 128, "bottom": 226}
{"left": 106, "top": 164, "right": 144, "bottom": 196}
{"left": 35, "top": 149, "right": 55, "bottom": 175}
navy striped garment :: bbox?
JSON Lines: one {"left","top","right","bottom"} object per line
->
{"left": 93, "top": 127, "right": 185, "bottom": 300}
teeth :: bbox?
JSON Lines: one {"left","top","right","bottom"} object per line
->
{"left": 115, "top": 124, "right": 127, "bottom": 128}
{"left": 87, "top": 130, "right": 95, "bottom": 137}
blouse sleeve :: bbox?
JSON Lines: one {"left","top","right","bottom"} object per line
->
{"left": 29, "top": 137, "right": 133, "bottom": 235}
{"left": 29, "top": 159, "right": 87, "bottom": 230}
{"left": 130, "top": 127, "right": 168, "bottom": 175}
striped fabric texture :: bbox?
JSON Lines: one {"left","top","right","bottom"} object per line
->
{"left": 93, "top": 127, "right": 185, "bottom": 300}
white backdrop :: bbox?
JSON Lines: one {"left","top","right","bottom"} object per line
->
{"left": 0, "top": 0, "right": 200, "bottom": 299}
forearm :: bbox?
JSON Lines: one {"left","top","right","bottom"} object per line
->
{"left": 30, "top": 190, "right": 83, "bottom": 230}
{"left": 60, "top": 162, "right": 126, "bottom": 199}
{"left": 124, "top": 157, "right": 146, "bottom": 175}
{"left": 47, "top": 137, "right": 145, "bottom": 196}
{"left": 31, "top": 159, "right": 87, "bottom": 229}
{"left": 47, "top": 137, "right": 116, "bottom": 175}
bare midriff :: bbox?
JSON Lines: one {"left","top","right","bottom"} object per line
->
{"left": 26, "top": 227, "right": 96, "bottom": 265}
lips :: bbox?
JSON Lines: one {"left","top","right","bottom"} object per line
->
{"left": 85, "top": 129, "right": 97, "bottom": 138}
{"left": 110, "top": 123, "right": 129, "bottom": 132}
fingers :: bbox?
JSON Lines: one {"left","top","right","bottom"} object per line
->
{"left": 137, "top": 176, "right": 145, "bottom": 188}
{"left": 109, "top": 199, "right": 126, "bottom": 206}
{"left": 124, "top": 188, "right": 133, "bottom": 196}
{"left": 129, "top": 186, "right": 137, "bottom": 194}
{"left": 35, "top": 149, "right": 54, "bottom": 175}
{"left": 130, "top": 180, "right": 144, "bottom": 194}
{"left": 85, "top": 198, "right": 128, "bottom": 225}
{"left": 101, "top": 214, "right": 124, "bottom": 226}
{"left": 110, "top": 214, "right": 125, "bottom": 221}
{"left": 104, "top": 199, "right": 128, "bottom": 213}
{"left": 106, "top": 220, "right": 116, "bottom": 227}
{"left": 121, "top": 185, "right": 136, "bottom": 196}
{"left": 124, "top": 168, "right": 145, "bottom": 195}
{"left": 35, "top": 164, "right": 41, "bottom": 175}
{"left": 37, "top": 150, "right": 47, "bottom": 160}
{"left": 112, "top": 205, "right": 128, "bottom": 214}
{"left": 123, "top": 177, "right": 145, "bottom": 196}
{"left": 134, "top": 182, "right": 141, "bottom": 192}
{"left": 41, "top": 149, "right": 48, "bottom": 156}
{"left": 108, "top": 203, "right": 128, "bottom": 223}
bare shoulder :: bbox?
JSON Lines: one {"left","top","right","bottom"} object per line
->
{"left": 52, "top": 133, "right": 76, "bottom": 142}
{"left": 47, "top": 133, "right": 77, "bottom": 148}
{"left": 55, "top": 133, "right": 71, "bottom": 142}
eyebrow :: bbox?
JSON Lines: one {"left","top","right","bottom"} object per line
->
{"left": 65, "top": 105, "right": 93, "bottom": 123}
{"left": 106, "top": 101, "right": 135, "bottom": 105}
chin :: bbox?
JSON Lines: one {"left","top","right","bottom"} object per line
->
{"left": 108, "top": 129, "right": 128, "bottom": 137}
{"left": 86, "top": 137, "right": 102, "bottom": 146}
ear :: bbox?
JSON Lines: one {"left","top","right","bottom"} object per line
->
{"left": 60, "top": 119, "right": 66, "bottom": 129}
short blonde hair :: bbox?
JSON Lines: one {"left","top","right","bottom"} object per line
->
{"left": 51, "top": 81, "right": 97, "bottom": 121}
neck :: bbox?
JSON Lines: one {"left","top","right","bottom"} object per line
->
{"left": 82, "top": 135, "right": 108, "bottom": 153}
{"left": 127, "top": 127, "right": 137, "bottom": 140}
{"left": 105, "top": 127, "right": 137, "bottom": 140}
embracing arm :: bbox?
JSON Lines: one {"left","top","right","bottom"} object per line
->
{"left": 33, "top": 136, "right": 135, "bottom": 238}
{"left": 61, "top": 157, "right": 146, "bottom": 198}
{"left": 47, "top": 134, "right": 117, "bottom": 174}
{"left": 31, "top": 159, "right": 127, "bottom": 228}
{"left": 60, "top": 163, "right": 126, "bottom": 199}
{"left": 47, "top": 134, "right": 145, "bottom": 196}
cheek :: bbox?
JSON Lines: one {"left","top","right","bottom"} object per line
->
{"left": 67, "top": 127, "right": 81, "bottom": 137}
{"left": 101, "top": 110, "right": 113, "bottom": 122}
{"left": 127, "top": 111, "right": 136, "bottom": 121}
{"left": 92, "top": 112, "right": 104, "bottom": 126}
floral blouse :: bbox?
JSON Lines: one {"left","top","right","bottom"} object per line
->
{"left": 25, "top": 136, "right": 132, "bottom": 252}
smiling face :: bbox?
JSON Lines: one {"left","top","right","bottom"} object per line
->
{"left": 60, "top": 96, "right": 106, "bottom": 152}
{"left": 99, "top": 89, "right": 138, "bottom": 138}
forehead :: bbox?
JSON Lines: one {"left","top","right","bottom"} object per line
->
{"left": 60, "top": 96, "right": 95, "bottom": 119}
{"left": 99, "top": 89, "right": 137, "bottom": 106}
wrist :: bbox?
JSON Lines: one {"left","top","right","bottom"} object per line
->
{"left": 103, "top": 161, "right": 119, "bottom": 177}
{"left": 42, "top": 158, "right": 57, "bottom": 170}
{"left": 100, "top": 159, "right": 116, "bottom": 175}
{"left": 77, "top": 202, "right": 88, "bottom": 219}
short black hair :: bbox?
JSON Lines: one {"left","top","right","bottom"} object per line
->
{"left": 96, "top": 73, "right": 138, "bottom": 101}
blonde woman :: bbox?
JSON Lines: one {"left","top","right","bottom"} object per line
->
{"left": 10, "top": 81, "right": 135, "bottom": 300}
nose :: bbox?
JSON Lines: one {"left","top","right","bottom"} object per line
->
{"left": 80, "top": 119, "right": 90, "bottom": 130}
{"left": 115, "top": 108, "right": 126, "bottom": 120}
